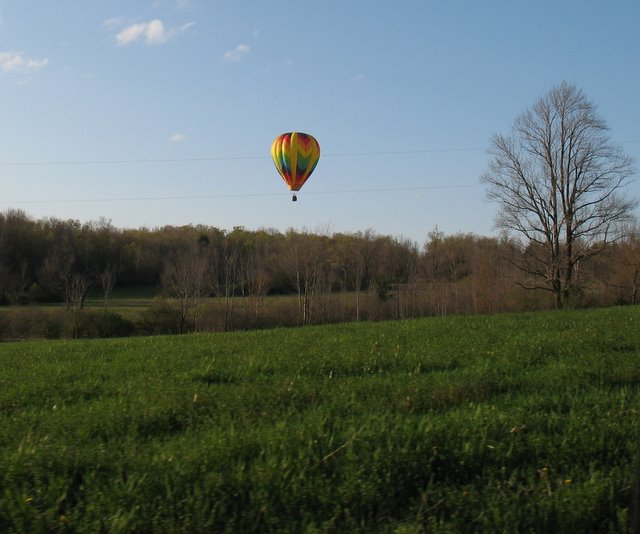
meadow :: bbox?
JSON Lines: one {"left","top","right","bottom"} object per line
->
{"left": 1, "top": 306, "right": 639, "bottom": 532}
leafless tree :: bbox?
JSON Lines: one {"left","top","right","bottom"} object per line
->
{"left": 162, "top": 250, "right": 211, "bottom": 334}
{"left": 243, "top": 250, "right": 271, "bottom": 321}
{"left": 100, "top": 265, "right": 118, "bottom": 308}
{"left": 604, "top": 223, "right": 640, "bottom": 305}
{"left": 285, "top": 232, "right": 329, "bottom": 325}
{"left": 352, "top": 229, "right": 376, "bottom": 321}
{"left": 40, "top": 238, "right": 75, "bottom": 308}
{"left": 216, "top": 238, "right": 239, "bottom": 331}
{"left": 69, "top": 272, "right": 91, "bottom": 311}
{"left": 68, "top": 272, "right": 92, "bottom": 338}
{"left": 481, "top": 82, "right": 637, "bottom": 308}
{"left": 622, "top": 229, "right": 640, "bottom": 305}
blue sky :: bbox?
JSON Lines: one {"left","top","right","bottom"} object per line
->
{"left": 1, "top": 0, "right": 638, "bottom": 245}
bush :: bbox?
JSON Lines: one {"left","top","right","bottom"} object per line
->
{"left": 26, "top": 283, "right": 61, "bottom": 304}
{"left": 41, "top": 313, "right": 65, "bottom": 339}
{"left": 75, "top": 311, "right": 135, "bottom": 339}
{"left": 135, "top": 298, "right": 183, "bottom": 335}
{"left": 0, "top": 313, "right": 9, "bottom": 341}
{"left": 0, "top": 308, "right": 66, "bottom": 341}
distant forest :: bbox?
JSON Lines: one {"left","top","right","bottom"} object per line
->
{"left": 0, "top": 209, "right": 638, "bottom": 338}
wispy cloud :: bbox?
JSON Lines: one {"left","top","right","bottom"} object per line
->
{"left": 111, "top": 19, "right": 195, "bottom": 46}
{"left": 0, "top": 51, "right": 48, "bottom": 73}
{"left": 103, "top": 17, "right": 126, "bottom": 31}
{"left": 170, "top": 133, "right": 187, "bottom": 142}
{"left": 223, "top": 44, "right": 250, "bottom": 62}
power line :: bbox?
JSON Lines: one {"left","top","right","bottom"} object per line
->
{"left": 1, "top": 183, "right": 484, "bottom": 205}
{"left": 0, "top": 147, "right": 487, "bottom": 167}
{"left": 1, "top": 140, "right": 638, "bottom": 168}
{"left": 0, "top": 155, "right": 265, "bottom": 167}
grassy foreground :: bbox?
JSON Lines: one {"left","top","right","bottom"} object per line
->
{"left": 1, "top": 307, "right": 639, "bottom": 532}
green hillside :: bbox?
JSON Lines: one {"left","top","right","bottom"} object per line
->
{"left": 2, "top": 307, "right": 640, "bottom": 532}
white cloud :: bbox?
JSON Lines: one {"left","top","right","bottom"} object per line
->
{"left": 0, "top": 51, "right": 48, "bottom": 73}
{"left": 113, "top": 19, "right": 195, "bottom": 46}
{"left": 145, "top": 19, "right": 168, "bottom": 44}
{"left": 115, "top": 22, "right": 146, "bottom": 45}
{"left": 170, "top": 133, "right": 187, "bottom": 142}
{"left": 223, "top": 44, "right": 250, "bottom": 62}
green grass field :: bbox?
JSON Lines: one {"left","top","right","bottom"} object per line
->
{"left": 1, "top": 307, "right": 639, "bottom": 532}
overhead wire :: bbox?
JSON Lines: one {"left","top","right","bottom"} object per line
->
{"left": 1, "top": 140, "right": 637, "bottom": 168}
{"left": 0, "top": 146, "right": 486, "bottom": 167}
{"left": 0, "top": 145, "right": 487, "bottom": 204}
{"left": 4, "top": 139, "right": 636, "bottom": 204}
{"left": 3, "top": 183, "right": 484, "bottom": 205}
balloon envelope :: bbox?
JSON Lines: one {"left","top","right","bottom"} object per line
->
{"left": 271, "top": 132, "right": 320, "bottom": 192}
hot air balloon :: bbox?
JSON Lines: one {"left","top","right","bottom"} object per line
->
{"left": 271, "top": 132, "right": 320, "bottom": 201}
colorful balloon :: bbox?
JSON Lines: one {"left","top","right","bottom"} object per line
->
{"left": 271, "top": 132, "right": 320, "bottom": 201}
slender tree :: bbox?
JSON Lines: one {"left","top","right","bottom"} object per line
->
{"left": 481, "top": 82, "right": 636, "bottom": 308}
{"left": 162, "top": 249, "right": 211, "bottom": 334}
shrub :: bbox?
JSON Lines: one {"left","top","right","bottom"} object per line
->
{"left": 135, "top": 298, "right": 183, "bottom": 335}
{"left": 0, "top": 312, "right": 9, "bottom": 341}
{"left": 41, "top": 312, "right": 65, "bottom": 339}
{"left": 75, "top": 311, "right": 135, "bottom": 339}
{"left": 0, "top": 308, "right": 63, "bottom": 340}
{"left": 26, "top": 283, "right": 61, "bottom": 304}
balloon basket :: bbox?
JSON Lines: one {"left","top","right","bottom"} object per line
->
{"left": 292, "top": 194, "right": 297, "bottom": 202}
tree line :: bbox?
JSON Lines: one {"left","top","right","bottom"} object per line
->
{"left": 0, "top": 208, "right": 638, "bottom": 339}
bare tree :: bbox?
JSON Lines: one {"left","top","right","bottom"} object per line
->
{"left": 100, "top": 265, "right": 120, "bottom": 308}
{"left": 605, "top": 223, "right": 640, "bottom": 305}
{"left": 481, "top": 82, "right": 637, "bottom": 308}
{"left": 69, "top": 272, "right": 91, "bottom": 310}
{"left": 216, "top": 238, "right": 239, "bottom": 332}
{"left": 162, "top": 250, "right": 211, "bottom": 334}
{"left": 68, "top": 272, "right": 92, "bottom": 338}
{"left": 352, "top": 229, "right": 376, "bottom": 321}
{"left": 285, "top": 232, "right": 329, "bottom": 325}
{"left": 243, "top": 249, "right": 271, "bottom": 321}
{"left": 622, "top": 229, "right": 640, "bottom": 305}
{"left": 40, "top": 238, "right": 75, "bottom": 308}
